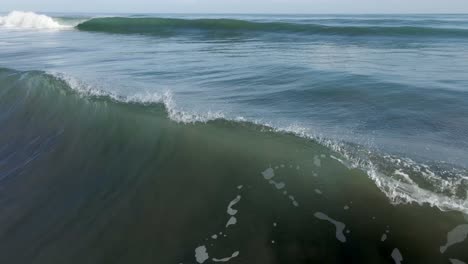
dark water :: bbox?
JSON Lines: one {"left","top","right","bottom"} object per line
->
{"left": 0, "top": 11, "right": 468, "bottom": 264}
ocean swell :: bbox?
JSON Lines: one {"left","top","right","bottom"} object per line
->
{"left": 3, "top": 11, "right": 468, "bottom": 39}
{"left": 1, "top": 67, "right": 467, "bottom": 215}
{"left": 75, "top": 16, "right": 468, "bottom": 38}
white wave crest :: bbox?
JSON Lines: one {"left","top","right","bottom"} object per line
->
{"left": 367, "top": 165, "right": 468, "bottom": 214}
{"left": 51, "top": 72, "right": 226, "bottom": 124}
{"left": 0, "top": 11, "right": 68, "bottom": 29}
{"left": 321, "top": 140, "right": 468, "bottom": 215}
{"left": 161, "top": 91, "right": 226, "bottom": 123}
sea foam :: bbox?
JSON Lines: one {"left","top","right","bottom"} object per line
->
{"left": 0, "top": 11, "right": 68, "bottom": 29}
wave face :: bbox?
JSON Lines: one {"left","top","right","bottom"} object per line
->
{"left": 76, "top": 16, "right": 468, "bottom": 38}
{"left": 1, "top": 67, "right": 466, "bottom": 213}
{"left": 0, "top": 11, "right": 69, "bottom": 29}
{"left": 1, "top": 68, "right": 468, "bottom": 263}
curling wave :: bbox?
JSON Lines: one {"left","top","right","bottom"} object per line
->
{"left": 0, "top": 67, "right": 466, "bottom": 215}
{"left": 76, "top": 16, "right": 468, "bottom": 38}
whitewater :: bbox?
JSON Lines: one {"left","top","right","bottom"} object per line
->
{"left": 0, "top": 11, "right": 70, "bottom": 29}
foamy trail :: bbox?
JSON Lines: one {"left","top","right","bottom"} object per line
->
{"left": 0, "top": 11, "right": 69, "bottom": 29}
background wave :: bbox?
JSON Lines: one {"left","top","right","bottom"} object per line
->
{"left": 3, "top": 11, "right": 468, "bottom": 39}
{"left": 75, "top": 16, "right": 468, "bottom": 38}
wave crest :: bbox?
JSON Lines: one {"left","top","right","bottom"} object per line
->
{"left": 0, "top": 11, "right": 68, "bottom": 29}
{"left": 51, "top": 72, "right": 226, "bottom": 124}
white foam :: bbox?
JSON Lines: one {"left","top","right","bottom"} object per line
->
{"left": 314, "top": 212, "right": 346, "bottom": 243}
{"left": 450, "top": 259, "right": 466, "bottom": 264}
{"left": 330, "top": 155, "right": 347, "bottom": 166}
{"left": 52, "top": 72, "right": 228, "bottom": 124}
{"left": 225, "top": 195, "right": 241, "bottom": 228}
{"left": 212, "top": 251, "right": 239, "bottom": 262}
{"left": 163, "top": 91, "right": 226, "bottom": 123}
{"left": 269, "top": 180, "right": 285, "bottom": 190}
{"left": 391, "top": 248, "right": 403, "bottom": 264}
{"left": 225, "top": 216, "right": 237, "bottom": 227}
{"left": 195, "top": 246, "right": 209, "bottom": 264}
{"left": 262, "top": 168, "right": 275, "bottom": 180}
{"left": 227, "top": 195, "right": 241, "bottom": 216}
{"left": 322, "top": 135, "right": 468, "bottom": 214}
{"left": 288, "top": 195, "right": 299, "bottom": 207}
{"left": 53, "top": 72, "right": 161, "bottom": 103}
{"left": 381, "top": 233, "right": 387, "bottom": 242}
{"left": 440, "top": 224, "right": 468, "bottom": 253}
{"left": 0, "top": 11, "right": 69, "bottom": 29}
{"left": 322, "top": 141, "right": 468, "bottom": 214}
{"left": 394, "top": 169, "right": 415, "bottom": 184}
{"left": 367, "top": 166, "right": 468, "bottom": 215}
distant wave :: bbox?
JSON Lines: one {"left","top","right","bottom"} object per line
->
{"left": 3, "top": 12, "right": 468, "bottom": 38}
{"left": 76, "top": 17, "right": 468, "bottom": 38}
{"left": 0, "top": 11, "right": 70, "bottom": 29}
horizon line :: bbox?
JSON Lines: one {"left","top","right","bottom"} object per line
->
{"left": 2, "top": 10, "right": 468, "bottom": 15}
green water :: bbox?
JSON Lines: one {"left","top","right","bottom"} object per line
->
{"left": 0, "top": 68, "right": 466, "bottom": 263}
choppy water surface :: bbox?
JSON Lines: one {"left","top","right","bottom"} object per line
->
{"left": 0, "top": 11, "right": 467, "bottom": 263}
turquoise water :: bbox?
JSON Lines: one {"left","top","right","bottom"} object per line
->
{"left": 0, "top": 11, "right": 468, "bottom": 263}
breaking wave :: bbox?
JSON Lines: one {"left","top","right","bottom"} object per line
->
{"left": 1, "top": 67, "right": 466, "bottom": 215}
{"left": 75, "top": 16, "right": 468, "bottom": 38}
{"left": 4, "top": 11, "right": 468, "bottom": 39}
{"left": 0, "top": 11, "right": 70, "bottom": 29}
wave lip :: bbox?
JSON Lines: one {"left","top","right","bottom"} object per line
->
{"left": 0, "top": 11, "right": 69, "bottom": 29}
{"left": 51, "top": 72, "right": 228, "bottom": 124}
{"left": 76, "top": 17, "right": 468, "bottom": 38}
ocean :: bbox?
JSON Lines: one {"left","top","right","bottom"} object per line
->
{"left": 0, "top": 11, "right": 467, "bottom": 263}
